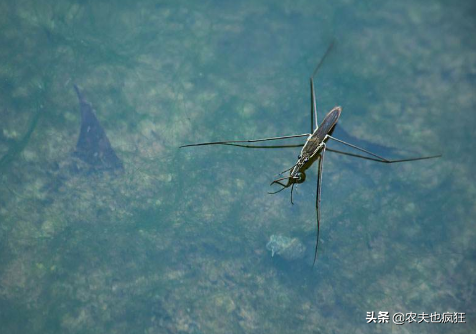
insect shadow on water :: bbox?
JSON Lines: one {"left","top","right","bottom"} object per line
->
{"left": 180, "top": 42, "right": 441, "bottom": 266}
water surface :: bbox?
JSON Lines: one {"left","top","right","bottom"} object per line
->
{"left": 0, "top": 1, "right": 474, "bottom": 333}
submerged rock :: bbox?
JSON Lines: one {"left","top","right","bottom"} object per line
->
{"left": 266, "top": 235, "right": 306, "bottom": 261}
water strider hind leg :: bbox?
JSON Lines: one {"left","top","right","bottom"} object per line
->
{"left": 327, "top": 135, "right": 441, "bottom": 163}
{"left": 313, "top": 143, "right": 326, "bottom": 266}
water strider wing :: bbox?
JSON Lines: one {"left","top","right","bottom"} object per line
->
{"left": 303, "top": 107, "right": 341, "bottom": 157}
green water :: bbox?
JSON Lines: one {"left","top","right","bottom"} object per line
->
{"left": 0, "top": 1, "right": 474, "bottom": 333}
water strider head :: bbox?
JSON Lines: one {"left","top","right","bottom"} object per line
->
{"left": 291, "top": 171, "right": 306, "bottom": 184}
{"left": 269, "top": 155, "right": 310, "bottom": 189}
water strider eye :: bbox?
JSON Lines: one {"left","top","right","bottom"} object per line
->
{"left": 304, "top": 157, "right": 309, "bottom": 162}
{"left": 298, "top": 155, "right": 301, "bottom": 159}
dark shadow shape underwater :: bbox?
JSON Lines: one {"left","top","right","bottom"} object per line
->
{"left": 73, "top": 84, "right": 123, "bottom": 172}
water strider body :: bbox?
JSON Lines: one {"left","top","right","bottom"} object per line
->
{"left": 181, "top": 42, "right": 441, "bottom": 265}
{"left": 270, "top": 106, "right": 341, "bottom": 193}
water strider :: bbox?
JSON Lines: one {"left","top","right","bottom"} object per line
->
{"left": 181, "top": 42, "right": 441, "bottom": 265}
